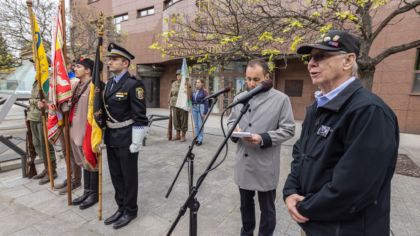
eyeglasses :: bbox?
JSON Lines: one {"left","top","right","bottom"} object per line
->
{"left": 303, "top": 51, "right": 347, "bottom": 63}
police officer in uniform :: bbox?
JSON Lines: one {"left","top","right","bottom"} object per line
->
{"left": 103, "top": 43, "right": 148, "bottom": 229}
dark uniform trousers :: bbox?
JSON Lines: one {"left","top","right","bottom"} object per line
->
{"left": 106, "top": 146, "right": 138, "bottom": 215}
{"left": 104, "top": 72, "right": 148, "bottom": 217}
{"left": 239, "top": 188, "right": 276, "bottom": 236}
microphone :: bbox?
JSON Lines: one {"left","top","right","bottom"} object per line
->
{"left": 203, "top": 87, "right": 231, "bottom": 100}
{"left": 227, "top": 79, "right": 273, "bottom": 108}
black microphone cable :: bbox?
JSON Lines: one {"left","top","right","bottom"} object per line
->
{"left": 195, "top": 99, "right": 232, "bottom": 182}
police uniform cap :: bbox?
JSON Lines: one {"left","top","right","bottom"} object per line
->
{"left": 107, "top": 43, "right": 135, "bottom": 61}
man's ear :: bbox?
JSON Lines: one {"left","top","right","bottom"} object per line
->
{"left": 123, "top": 59, "right": 130, "bottom": 67}
{"left": 343, "top": 53, "right": 356, "bottom": 70}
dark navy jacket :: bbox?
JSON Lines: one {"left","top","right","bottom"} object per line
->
{"left": 283, "top": 79, "right": 399, "bottom": 236}
{"left": 104, "top": 72, "right": 148, "bottom": 147}
{"left": 191, "top": 88, "right": 209, "bottom": 114}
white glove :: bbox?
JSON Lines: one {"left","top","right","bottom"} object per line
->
{"left": 129, "top": 126, "right": 148, "bottom": 153}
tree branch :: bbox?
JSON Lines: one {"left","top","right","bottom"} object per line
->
{"left": 372, "top": 39, "right": 420, "bottom": 66}
{"left": 371, "top": 0, "right": 420, "bottom": 41}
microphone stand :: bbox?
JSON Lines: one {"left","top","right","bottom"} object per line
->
{"left": 165, "top": 97, "right": 218, "bottom": 236}
{"left": 167, "top": 102, "right": 251, "bottom": 236}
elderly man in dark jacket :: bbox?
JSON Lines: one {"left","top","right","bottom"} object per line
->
{"left": 283, "top": 30, "right": 399, "bottom": 236}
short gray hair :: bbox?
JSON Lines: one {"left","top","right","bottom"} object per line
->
{"left": 351, "top": 61, "right": 359, "bottom": 77}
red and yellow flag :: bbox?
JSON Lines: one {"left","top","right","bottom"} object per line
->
{"left": 83, "top": 36, "right": 105, "bottom": 169}
{"left": 47, "top": 7, "right": 72, "bottom": 142}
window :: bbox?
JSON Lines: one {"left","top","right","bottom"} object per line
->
{"left": 88, "top": 0, "right": 99, "bottom": 4}
{"left": 164, "top": 0, "right": 182, "bottom": 9}
{"left": 412, "top": 48, "right": 420, "bottom": 93}
{"left": 137, "top": 7, "right": 155, "bottom": 18}
{"left": 114, "top": 13, "right": 128, "bottom": 32}
{"left": 285, "top": 80, "right": 304, "bottom": 97}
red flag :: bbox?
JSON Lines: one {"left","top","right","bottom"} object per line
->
{"left": 47, "top": 6, "right": 72, "bottom": 143}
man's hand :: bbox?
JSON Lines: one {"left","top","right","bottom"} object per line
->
{"left": 243, "top": 134, "right": 262, "bottom": 145}
{"left": 37, "top": 99, "right": 47, "bottom": 109}
{"left": 285, "top": 194, "right": 310, "bottom": 223}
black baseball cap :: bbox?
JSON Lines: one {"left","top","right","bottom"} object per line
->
{"left": 297, "top": 30, "right": 360, "bottom": 56}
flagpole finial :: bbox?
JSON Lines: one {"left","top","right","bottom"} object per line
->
{"left": 97, "top": 11, "right": 105, "bottom": 37}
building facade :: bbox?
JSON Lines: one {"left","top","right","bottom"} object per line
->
{"left": 71, "top": 0, "right": 420, "bottom": 134}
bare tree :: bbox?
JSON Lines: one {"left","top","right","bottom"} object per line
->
{"left": 69, "top": 4, "right": 123, "bottom": 60}
{"left": 152, "top": 0, "right": 420, "bottom": 90}
{"left": 0, "top": 0, "right": 56, "bottom": 52}
{"left": 0, "top": 0, "right": 122, "bottom": 64}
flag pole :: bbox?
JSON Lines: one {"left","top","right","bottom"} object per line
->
{"left": 60, "top": 0, "right": 67, "bottom": 57}
{"left": 26, "top": 0, "right": 55, "bottom": 190}
{"left": 97, "top": 12, "right": 105, "bottom": 221}
{"left": 59, "top": 0, "right": 72, "bottom": 205}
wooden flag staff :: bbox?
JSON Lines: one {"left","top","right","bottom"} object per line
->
{"left": 26, "top": 0, "right": 55, "bottom": 190}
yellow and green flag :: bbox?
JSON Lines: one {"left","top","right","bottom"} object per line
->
{"left": 31, "top": 14, "right": 49, "bottom": 94}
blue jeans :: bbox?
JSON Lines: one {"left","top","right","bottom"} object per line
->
{"left": 192, "top": 104, "right": 205, "bottom": 142}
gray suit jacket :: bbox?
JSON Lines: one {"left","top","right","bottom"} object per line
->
{"left": 227, "top": 88, "right": 295, "bottom": 191}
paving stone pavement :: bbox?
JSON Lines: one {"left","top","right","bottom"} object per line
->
{"left": 0, "top": 107, "right": 419, "bottom": 235}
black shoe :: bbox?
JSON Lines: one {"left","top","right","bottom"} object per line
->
{"left": 79, "top": 193, "right": 98, "bottom": 210}
{"left": 73, "top": 169, "right": 92, "bottom": 205}
{"left": 79, "top": 170, "right": 98, "bottom": 209}
{"left": 104, "top": 211, "right": 123, "bottom": 225}
{"left": 72, "top": 190, "right": 90, "bottom": 205}
{"left": 112, "top": 213, "right": 137, "bottom": 229}
{"left": 196, "top": 141, "right": 202, "bottom": 146}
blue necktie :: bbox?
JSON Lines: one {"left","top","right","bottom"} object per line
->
{"left": 110, "top": 79, "right": 117, "bottom": 93}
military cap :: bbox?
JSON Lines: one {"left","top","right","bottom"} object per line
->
{"left": 107, "top": 43, "right": 135, "bottom": 61}
{"left": 75, "top": 58, "right": 94, "bottom": 71}
{"left": 297, "top": 30, "right": 360, "bottom": 57}
{"left": 176, "top": 69, "right": 182, "bottom": 75}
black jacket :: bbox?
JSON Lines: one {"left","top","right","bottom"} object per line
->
{"left": 283, "top": 79, "right": 399, "bottom": 236}
{"left": 104, "top": 72, "right": 148, "bottom": 147}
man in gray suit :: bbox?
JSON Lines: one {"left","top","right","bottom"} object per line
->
{"left": 227, "top": 59, "right": 295, "bottom": 236}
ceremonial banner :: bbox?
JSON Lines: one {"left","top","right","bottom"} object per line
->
{"left": 47, "top": 7, "right": 72, "bottom": 142}
{"left": 83, "top": 36, "right": 105, "bottom": 169}
{"left": 175, "top": 58, "right": 190, "bottom": 111}
{"left": 31, "top": 13, "right": 49, "bottom": 94}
